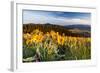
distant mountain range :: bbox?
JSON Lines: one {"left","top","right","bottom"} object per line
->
{"left": 64, "top": 24, "right": 91, "bottom": 31}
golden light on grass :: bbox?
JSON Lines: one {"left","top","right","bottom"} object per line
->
{"left": 23, "top": 29, "right": 91, "bottom": 62}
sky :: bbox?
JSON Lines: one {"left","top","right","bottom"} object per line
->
{"left": 23, "top": 10, "right": 91, "bottom": 25}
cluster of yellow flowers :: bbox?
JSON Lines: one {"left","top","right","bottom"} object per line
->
{"left": 23, "top": 29, "right": 91, "bottom": 46}
{"left": 23, "top": 30, "right": 44, "bottom": 44}
{"left": 23, "top": 29, "right": 91, "bottom": 61}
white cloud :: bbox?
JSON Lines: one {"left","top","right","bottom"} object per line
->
{"left": 52, "top": 17, "right": 91, "bottom": 25}
{"left": 23, "top": 11, "right": 91, "bottom": 25}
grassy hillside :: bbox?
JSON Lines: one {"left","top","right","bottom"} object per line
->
{"left": 23, "top": 23, "right": 91, "bottom": 62}
{"left": 23, "top": 23, "right": 91, "bottom": 37}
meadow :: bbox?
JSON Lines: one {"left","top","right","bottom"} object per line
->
{"left": 23, "top": 24, "right": 91, "bottom": 62}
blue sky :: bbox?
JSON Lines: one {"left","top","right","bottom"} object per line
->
{"left": 23, "top": 10, "right": 91, "bottom": 25}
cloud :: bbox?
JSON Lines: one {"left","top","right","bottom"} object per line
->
{"left": 49, "top": 17, "right": 90, "bottom": 25}
{"left": 63, "top": 18, "right": 90, "bottom": 25}
{"left": 23, "top": 10, "right": 91, "bottom": 25}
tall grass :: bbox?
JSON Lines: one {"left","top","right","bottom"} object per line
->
{"left": 23, "top": 29, "right": 91, "bottom": 62}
